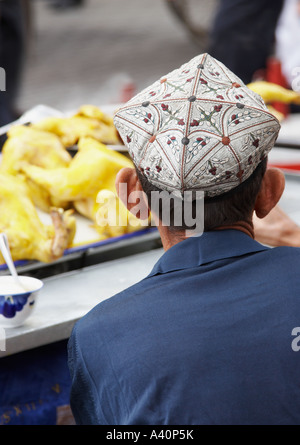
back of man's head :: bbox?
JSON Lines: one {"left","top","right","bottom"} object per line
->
{"left": 135, "top": 158, "right": 267, "bottom": 232}
{"left": 114, "top": 53, "right": 281, "bottom": 233}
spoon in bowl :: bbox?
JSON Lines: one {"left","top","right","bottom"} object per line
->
{"left": 0, "top": 233, "right": 26, "bottom": 291}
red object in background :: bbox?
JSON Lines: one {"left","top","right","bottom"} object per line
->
{"left": 120, "top": 82, "right": 136, "bottom": 103}
{"left": 268, "top": 162, "right": 300, "bottom": 172}
{"left": 265, "top": 57, "right": 290, "bottom": 117}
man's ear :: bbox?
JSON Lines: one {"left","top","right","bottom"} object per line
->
{"left": 115, "top": 167, "right": 150, "bottom": 219}
{"left": 254, "top": 167, "right": 285, "bottom": 219}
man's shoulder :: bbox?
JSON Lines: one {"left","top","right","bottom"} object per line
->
{"left": 71, "top": 243, "right": 300, "bottom": 338}
{"left": 253, "top": 244, "right": 300, "bottom": 274}
{"left": 268, "top": 244, "right": 300, "bottom": 259}
{"left": 72, "top": 275, "right": 152, "bottom": 334}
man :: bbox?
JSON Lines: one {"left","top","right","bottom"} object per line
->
{"left": 68, "top": 53, "right": 300, "bottom": 425}
{"left": 209, "top": 0, "right": 284, "bottom": 84}
{"left": 0, "top": 0, "right": 25, "bottom": 127}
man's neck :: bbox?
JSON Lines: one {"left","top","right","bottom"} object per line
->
{"left": 157, "top": 220, "right": 254, "bottom": 251}
{"left": 214, "top": 221, "right": 254, "bottom": 239}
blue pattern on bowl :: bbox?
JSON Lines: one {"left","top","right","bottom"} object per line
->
{"left": 0, "top": 293, "right": 31, "bottom": 318}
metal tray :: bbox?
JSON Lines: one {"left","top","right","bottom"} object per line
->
{"left": 0, "top": 227, "right": 161, "bottom": 280}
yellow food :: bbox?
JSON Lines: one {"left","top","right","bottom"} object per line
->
{"left": 75, "top": 104, "right": 115, "bottom": 126}
{"left": 247, "top": 81, "right": 300, "bottom": 105}
{"left": 0, "top": 125, "right": 71, "bottom": 175}
{"left": 91, "top": 189, "right": 148, "bottom": 238}
{"left": 32, "top": 105, "right": 120, "bottom": 147}
{"left": 21, "top": 137, "right": 147, "bottom": 238}
{"left": 75, "top": 184, "right": 148, "bottom": 239}
{"left": 21, "top": 137, "right": 133, "bottom": 202}
{"left": 0, "top": 125, "right": 72, "bottom": 211}
{"left": 0, "top": 174, "right": 76, "bottom": 263}
{"left": 0, "top": 105, "right": 148, "bottom": 264}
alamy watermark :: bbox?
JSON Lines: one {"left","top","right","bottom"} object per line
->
{"left": 0, "top": 327, "right": 6, "bottom": 352}
{"left": 291, "top": 67, "right": 300, "bottom": 93}
{"left": 291, "top": 327, "right": 300, "bottom": 352}
{"left": 96, "top": 184, "right": 204, "bottom": 237}
{"left": 0, "top": 67, "right": 6, "bottom": 92}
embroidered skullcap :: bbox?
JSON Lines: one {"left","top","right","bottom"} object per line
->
{"left": 113, "top": 53, "right": 280, "bottom": 198}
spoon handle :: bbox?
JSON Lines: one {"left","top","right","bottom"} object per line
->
{"left": 0, "top": 233, "right": 21, "bottom": 283}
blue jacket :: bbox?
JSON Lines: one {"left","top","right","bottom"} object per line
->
{"left": 68, "top": 230, "right": 300, "bottom": 425}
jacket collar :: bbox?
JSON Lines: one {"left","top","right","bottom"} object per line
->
{"left": 148, "top": 229, "right": 270, "bottom": 277}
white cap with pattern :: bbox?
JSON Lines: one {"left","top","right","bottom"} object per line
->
{"left": 113, "top": 53, "right": 280, "bottom": 198}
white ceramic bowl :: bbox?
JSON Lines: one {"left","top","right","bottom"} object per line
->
{"left": 0, "top": 276, "right": 43, "bottom": 328}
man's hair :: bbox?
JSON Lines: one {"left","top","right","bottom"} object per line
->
{"left": 135, "top": 157, "right": 267, "bottom": 232}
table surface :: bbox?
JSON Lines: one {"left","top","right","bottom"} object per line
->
{"left": 0, "top": 247, "right": 164, "bottom": 358}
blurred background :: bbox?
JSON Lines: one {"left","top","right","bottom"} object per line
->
{"left": 10, "top": 0, "right": 218, "bottom": 117}
{"left": 1, "top": 0, "right": 300, "bottom": 124}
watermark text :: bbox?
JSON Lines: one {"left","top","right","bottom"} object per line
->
{"left": 95, "top": 184, "right": 204, "bottom": 237}
{"left": 291, "top": 327, "right": 300, "bottom": 351}
{"left": 291, "top": 67, "right": 300, "bottom": 92}
{"left": 0, "top": 67, "right": 6, "bottom": 92}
